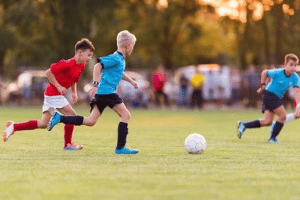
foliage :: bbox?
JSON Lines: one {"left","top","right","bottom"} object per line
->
{"left": 1, "top": 0, "right": 300, "bottom": 76}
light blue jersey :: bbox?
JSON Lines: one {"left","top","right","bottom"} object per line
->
{"left": 266, "top": 68, "right": 300, "bottom": 98}
{"left": 97, "top": 51, "right": 125, "bottom": 95}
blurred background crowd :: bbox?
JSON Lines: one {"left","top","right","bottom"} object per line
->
{"left": 1, "top": 0, "right": 300, "bottom": 110}
{"left": 0, "top": 63, "right": 297, "bottom": 110}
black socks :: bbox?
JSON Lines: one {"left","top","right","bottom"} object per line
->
{"left": 60, "top": 115, "right": 84, "bottom": 126}
{"left": 244, "top": 120, "right": 261, "bottom": 129}
{"left": 116, "top": 122, "right": 128, "bottom": 150}
{"left": 271, "top": 121, "right": 284, "bottom": 138}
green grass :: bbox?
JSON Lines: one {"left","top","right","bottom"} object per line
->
{"left": 1, "top": 106, "right": 300, "bottom": 200}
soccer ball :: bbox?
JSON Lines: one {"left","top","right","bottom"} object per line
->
{"left": 184, "top": 133, "right": 206, "bottom": 154}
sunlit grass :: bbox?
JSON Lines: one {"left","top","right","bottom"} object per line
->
{"left": 1, "top": 106, "right": 300, "bottom": 200}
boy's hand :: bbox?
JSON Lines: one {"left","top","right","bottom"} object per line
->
{"left": 71, "top": 93, "right": 78, "bottom": 104}
{"left": 89, "top": 87, "right": 97, "bottom": 97}
{"left": 57, "top": 86, "right": 67, "bottom": 95}
{"left": 131, "top": 81, "right": 139, "bottom": 89}
{"left": 257, "top": 84, "right": 266, "bottom": 95}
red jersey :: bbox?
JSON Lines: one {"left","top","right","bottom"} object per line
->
{"left": 152, "top": 72, "right": 167, "bottom": 91}
{"left": 44, "top": 58, "right": 85, "bottom": 96}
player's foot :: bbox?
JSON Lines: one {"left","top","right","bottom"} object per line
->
{"left": 47, "top": 112, "right": 61, "bottom": 131}
{"left": 115, "top": 146, "right": 139, "bottom": 154}
{"left": 64, "top": 142, "right": 83, "bottom": 150}
{"left": 237, "top": 121, "right": 246, "bottom": 139}
{"left": 267, "top": 137, "right": 279, "bottom": 143}
{"left": 3, "top": 121, "right": 15, "bottom": 142}
{"left": 270, "top": 121, "right": 275, "bottom": 134}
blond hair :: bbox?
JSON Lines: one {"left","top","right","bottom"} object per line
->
{"left": 117, "top": 30, "right": 136, "bottom": 48}
{"left": 284, "top": 53, "right": 299, "bottom": 65}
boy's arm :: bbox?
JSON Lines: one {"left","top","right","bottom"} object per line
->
{"left": 122, "top": 72, "right": 138, "bottom": 89}
{"left": 70, "top": 83, "right": 78, "bottom": 104}
{"left": 257, "top": 70, "right": 268, "bottom": 95}
{"left": 45, "top": 69, "right": 67, "bottom": 95}
{"left": 89, "top": 63, "right": 102, "bottom": 97}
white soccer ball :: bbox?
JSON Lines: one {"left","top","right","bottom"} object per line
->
{"left": 184, "top": 133, "right": 206, "bottom": 154}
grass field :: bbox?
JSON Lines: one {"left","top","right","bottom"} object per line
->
{"left": 1, "top": 106, "right": 300, "bottom": 200}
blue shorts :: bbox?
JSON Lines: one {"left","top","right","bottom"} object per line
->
{"left": 90, "top": 93, "right": 123, "bottom": 114}
{"left": 261, "top": 90, "right": 283, "bottom": 113}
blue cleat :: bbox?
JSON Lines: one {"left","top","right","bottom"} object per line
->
{"left": 115, "top": 147, "right": 139, "bottom": 154}
{"left": 267, "top": 137, "right": 279, "bottom": 143}
{"left": 237, "top": 121, "right": 246, "bottom": 139}
{"left": 47, "top": 112, "right": 61, "bottom": 131}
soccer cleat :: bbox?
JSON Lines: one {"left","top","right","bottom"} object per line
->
{"left": 270, "top": 121, "right": 275, "bottom": 134}
{"left": 47, "top": 112, "right": 61, "bottom": 131}
{"left": 115, "top": 147, "right": 139, "bottom": 154}
{"left": 3, "top": 121, "right": 15, "bottom": 142}
{"left": 64, "top": 142, "right": 83, "bottom": 150}
{"left": 237, "top": 121, "right": 246, "bottom": 139}
{"left": 267, "top": 137, "right": 279, "bottom": 143}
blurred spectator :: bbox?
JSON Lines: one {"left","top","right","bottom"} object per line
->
{"left": 8, "top": 82, "right": 23, "bottom": 106}
{"left": 205, "top": 70, "right": 217, "bottom": 100}
{"left": 190, "top": 68, "right": 205, "bottom": 109}
{"left": 245, "top": 65, "right": 260, "bottom": 108}
{"left": 152, "top": 65, "right": 169, "bottom": 108}
{"left": 177, "top": 73, "right": 189, "bottom": 108}
{"left": 230, "top": 68, "right": 241, "bottom": 107}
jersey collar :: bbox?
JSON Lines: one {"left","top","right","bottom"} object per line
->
{"left": 116, "top": 51, "right": 125, "bottom": 59}
{"left": 283, "top": 69, "right": 292, "bottom": 77}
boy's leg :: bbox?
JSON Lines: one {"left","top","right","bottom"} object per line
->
{"left": 48, "top": 105, "right": 101, "bottom": 130}
{"left": 112, "top": 103, "right": 138, "bottom": 154}
{"left": 237, "top": 110, "right": 274, "bottom": 139}
{"left": 3, "top": 112, "right": 51, "bottom": 142}
{"left": 58, "top": 104, "right": 77, "bottom": 148}
{"left": 270, "top": 113, "right": 295, "bottom": 133}
{"left": 269, "top": 105, "right": 286, "bottom": 141}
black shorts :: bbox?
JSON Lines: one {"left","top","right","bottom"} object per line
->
{"left": 90, "top": 93, "right": 123, "bottom": 114}
{"left": 261, "top": 90, "right": 283, "bottom": 113}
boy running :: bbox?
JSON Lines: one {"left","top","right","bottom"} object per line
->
{"left": 48, "top": 30, "right": 139, "bottom": 154}
{"left": 237, "top": 53, "right": 300, "bottom": 142}
{"left": 3, "top": 38, "right": 95, "bottom": 150}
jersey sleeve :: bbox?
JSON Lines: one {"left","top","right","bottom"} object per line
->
{"left": 267, "top": 69, "right": 280, "bottom": 78}
{"left": 97, "top": 55, "right": 118, "bottom": 69}
{"left": 293, "top": 74, "right": 300, "bottom": 88}
{"left": 50, "top": 60, "right": 70, "bottom": 74}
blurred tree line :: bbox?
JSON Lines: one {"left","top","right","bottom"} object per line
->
{"left": 0, "top": 0, "right": 300, "bottom": 78}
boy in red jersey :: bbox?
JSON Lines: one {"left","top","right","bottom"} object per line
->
{"left": 3, "top": 38, "right": 95, "bottom": 150}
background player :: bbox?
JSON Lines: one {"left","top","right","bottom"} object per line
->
{"left": 3, "top": 38, "right": 95, "bottom": 150}
{"left": 237, "top": 53, "right": 300, "bottom": 142}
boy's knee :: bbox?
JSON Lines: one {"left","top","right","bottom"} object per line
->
{"left": 122, "top": 112, "right": 131, "bottom": 121}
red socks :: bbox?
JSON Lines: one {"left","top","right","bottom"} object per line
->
{"left": 14, "top": 120, "right": 38, "bottom": 131}
{"left": 64, "top": 124, "right": 74, "bottom": 147}
{"left": 13, "top": 120, "right": 74, "bottom": 148}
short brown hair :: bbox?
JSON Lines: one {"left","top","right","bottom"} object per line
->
{"left": 75, "top": 38, "right": 95, "bottom": 52}
{"left": 284, "top": 53, "right": 299, "bottom": 65}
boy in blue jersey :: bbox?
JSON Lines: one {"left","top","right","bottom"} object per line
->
{"left": 237, "top": 54, "right": 300, "bottom": 142}
{"left": 47, "top": 30, "right": 139, "bottom": 154}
